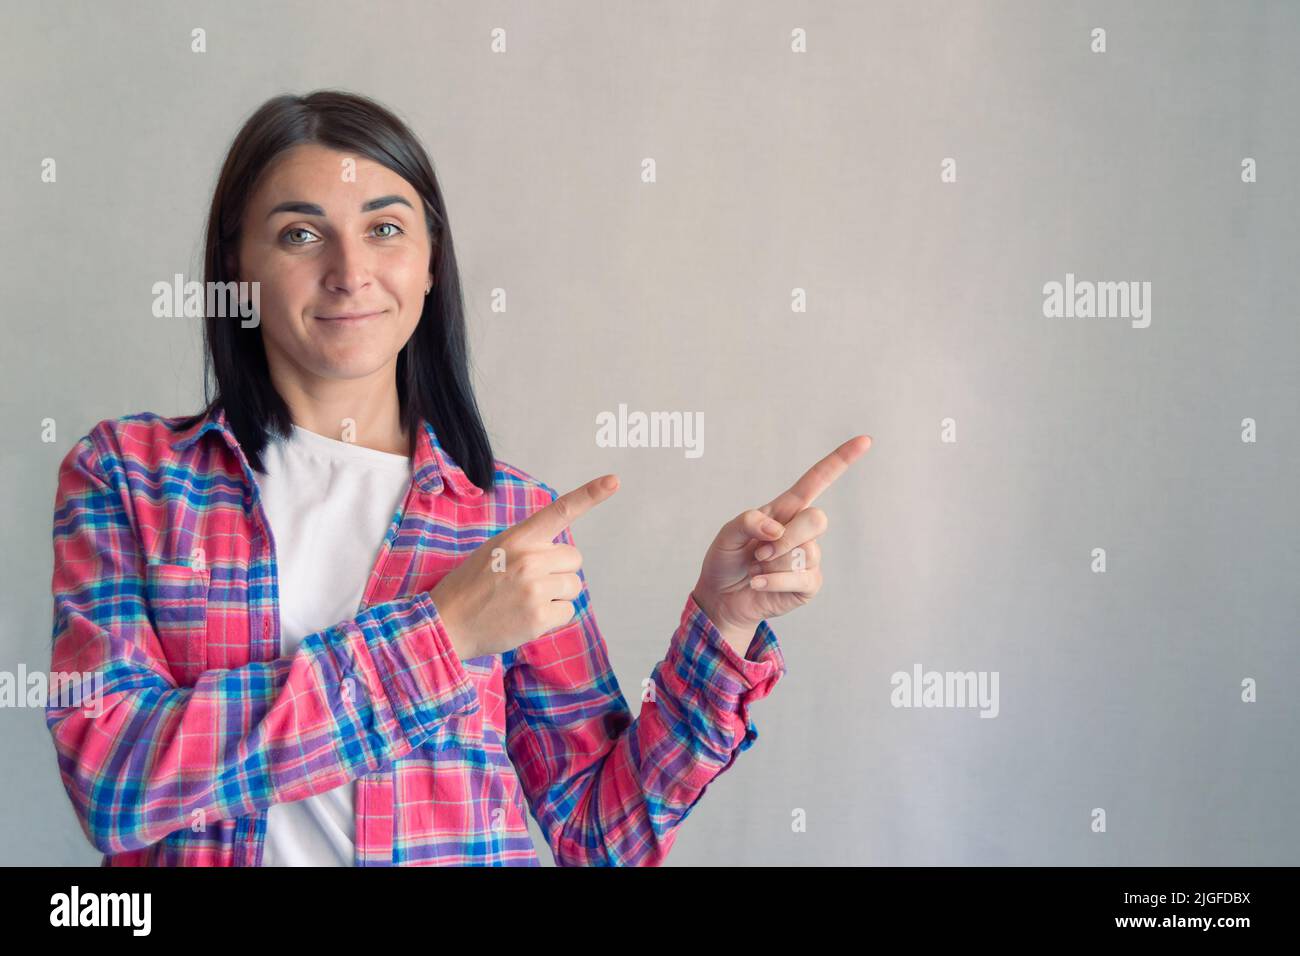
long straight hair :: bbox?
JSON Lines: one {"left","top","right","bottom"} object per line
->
{"left": 177, "top": 89, "right": 494, "bottom": 490}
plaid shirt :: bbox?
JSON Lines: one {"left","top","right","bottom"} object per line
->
{"left": 46, "top": 404, "right": 785, "bottom": 866}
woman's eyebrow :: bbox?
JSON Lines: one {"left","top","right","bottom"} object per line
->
{"left": 266, "top": 195, "right": 414, "bottom": 219}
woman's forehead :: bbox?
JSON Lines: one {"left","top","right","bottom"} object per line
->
{"left": 253, "top": 144, "right": 417, "bottom": 204}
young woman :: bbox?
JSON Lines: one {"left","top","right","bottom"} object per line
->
{"left": 47, "top": 90, "right": 870, "bottom": 866}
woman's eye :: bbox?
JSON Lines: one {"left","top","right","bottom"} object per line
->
{"left": 280, "top": 223, "right": 401, "bottom": 245}
{"left": 283, "top": 228, "right": 318, "bottom": 245}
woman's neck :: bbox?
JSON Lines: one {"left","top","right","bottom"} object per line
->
{"left": 271, "top": 364, "right": 408, "bottom": 455}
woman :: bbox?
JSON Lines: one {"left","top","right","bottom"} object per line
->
{"left": 47, "top": 90, "right": 870, "bottom": 866}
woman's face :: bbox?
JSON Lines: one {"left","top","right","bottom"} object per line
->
{"left": 236, "top": 143, "right": 432, "bottom": 389}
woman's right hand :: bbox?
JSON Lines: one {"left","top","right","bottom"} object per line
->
{"left": 430, "top": 474, "right": 620, "bottom": 660}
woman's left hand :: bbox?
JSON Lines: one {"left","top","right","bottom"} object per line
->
{"left": 691, "top": 435, "right": 872, "bottom": 648}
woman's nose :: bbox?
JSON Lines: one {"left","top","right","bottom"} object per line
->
{"left": 322, "top": 232, "right": 374, "bottom": 295}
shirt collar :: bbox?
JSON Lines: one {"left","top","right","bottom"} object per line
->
{"left": 169, "top": 403, "right": 483, "bottom": 498}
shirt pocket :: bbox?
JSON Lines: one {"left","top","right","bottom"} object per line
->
{"left": 145, "top": 561, "right": 211, "bottom": 686}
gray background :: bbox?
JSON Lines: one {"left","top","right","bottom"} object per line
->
{"left": 2, "top": 0, "right": 1297, "bottom": 866}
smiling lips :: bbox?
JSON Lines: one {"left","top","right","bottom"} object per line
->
{"left": 315, "top": 310, "right": 385, "bottom": 321}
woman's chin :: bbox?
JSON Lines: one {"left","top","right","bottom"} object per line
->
{"left": 308, "top": 354, "right": 397, "bottom": 381}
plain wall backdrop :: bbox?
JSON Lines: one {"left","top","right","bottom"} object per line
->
{"left": 2, "top": 0, "right": 1297, "bottom": 866}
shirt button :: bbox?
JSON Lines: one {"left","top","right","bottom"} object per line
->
{"left": 262, "top": 618, "right": 270, "bottom": 637}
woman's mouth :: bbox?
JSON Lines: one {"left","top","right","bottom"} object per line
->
{"left": 314, "top": 309, "right": 385, "bottom": 322}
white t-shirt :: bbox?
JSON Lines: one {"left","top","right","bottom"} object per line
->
{"left": 252, "top": 423, "right": 413, "bottom": 866}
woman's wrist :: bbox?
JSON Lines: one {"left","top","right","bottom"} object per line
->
{"left": 429, "top": 585, "right": 476, "bottom": 662}
{"left": 691, "top": 586, "right": 756, "bottom": 653}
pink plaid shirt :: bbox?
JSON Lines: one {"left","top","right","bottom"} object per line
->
{"left": 46, "top": 404, "right": 785, "bottom": 865}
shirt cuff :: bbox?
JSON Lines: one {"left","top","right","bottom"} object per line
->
{"left": 352, "top": 591, "right": 481, "bottom": 753}
{"left": 684, "top": 592, "right": 784, "bottom": 687}
{"left": 670, "top": 591, "right": 786, "bottom": 753}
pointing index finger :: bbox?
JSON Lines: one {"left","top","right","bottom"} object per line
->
{"left": 517, "top": 474, "right": 620, "bottom": 543}
{"left": 763, "top": 435, "right": 871, "bottom": 522}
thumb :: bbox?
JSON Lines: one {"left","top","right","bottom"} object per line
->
{"left": 712, "top": 508, "right": 786, "bottom": 552}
